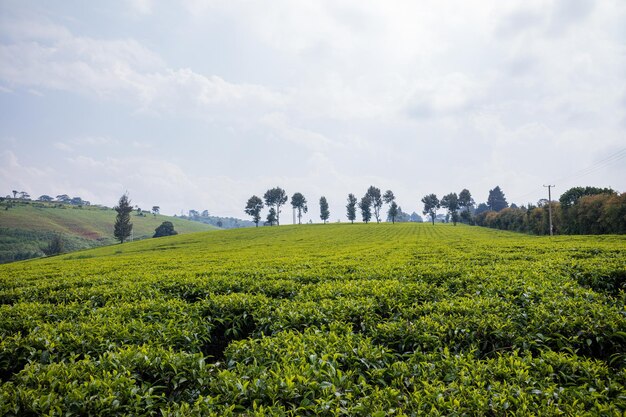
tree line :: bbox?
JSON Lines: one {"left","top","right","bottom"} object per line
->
{"left": 245, "top": 186, "right": 419, "bottom": 227}
{"left": 2, "top": 192, "right": 92, "bottom": 207}
{"left": 475, "top": 186, "right": 626, "bottom": 235}
{"left": 245, "top": 184, "right": 624, "bottom": 235}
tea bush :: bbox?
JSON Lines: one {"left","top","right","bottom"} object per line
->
{"left": 1, "top": 223, "right": 625, "bottom": 415}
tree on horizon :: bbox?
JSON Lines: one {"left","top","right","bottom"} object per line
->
{"left": 458, "top": 188, "right": 474, "bottom": 224}
{"left": 441, "top": 192, "right": 460, "bottom": 225}
{"left": 421, "top": 194, "right": 440, "bottom": 225}
{"left": 264, "top": 187, "right": 288, "bottom": 226}
{"left": 291, "top": 192, "right": 308, "bottom": 224}
{"left": 346, "top": 193, "right": 357, "bottom": 223}
{"left": 319, "top": 196, "right": 330, "bottom": 224}
{"left": 366, "top": 186, "right": 383, "bottom": 223}
{"left": 245, "top": 195, "right": 264, "bottom": 227}
{"left": 266, "top": 207, "right": 277, "bottom": 226}
{"left": 383, "top": 190, "right": 397, "bottom": 224}
{"left": 359, "top": 195, "right": 372, "bottom": 223}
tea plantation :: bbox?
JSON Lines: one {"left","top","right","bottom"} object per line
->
{"left": 1, "top": 224, "right": 625, "bottom": 415}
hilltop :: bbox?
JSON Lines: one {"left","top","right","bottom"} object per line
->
{"left": 0, "top": 200, "right": 217, "bottom": 263}
{"left": 1, "top": 223, "right": 624, "bottom": 415}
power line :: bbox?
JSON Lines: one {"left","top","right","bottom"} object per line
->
{"left": 511, "top": 147, "right": 626, "bottom": 204}
{"left": 543, "top": 185, "right": 555, "bottom": 236}
{"left": 552, "top": 147, "right": 626, "bottom": 185}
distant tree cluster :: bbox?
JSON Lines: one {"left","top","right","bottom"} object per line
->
{"left": 420, "top": 188, "right": 475, "bottom": 226}
{"left": 4, "top": 191, "right": 92, "bottom": 207}
{"left": 245, "top": 187, "right": 332, "bottom": 227}
{"left": 349, "top": 186, "right": 405, "bottom": 224}
{"left": 245, "top": 185, "right": 429, "bottom": 226}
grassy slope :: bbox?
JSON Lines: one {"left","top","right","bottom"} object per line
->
{"left": 1, "top": 224, "right": 625, "bottom": 414}
{"left": 0, "top": 201, "right": 216, "bottom": 262}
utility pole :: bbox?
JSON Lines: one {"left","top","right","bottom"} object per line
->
{"left": 543, "top": 185, "right": 555, "bottom": 236}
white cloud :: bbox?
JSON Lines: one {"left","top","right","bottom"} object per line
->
{"left": 128, "top": 0, "right": 154, "bottom": 15}
{"left": 0, "top": 1, "right": 624, "bottom": 218}
{"left": 53, "top": 142, "right": 73, "bottom": 152}
{"left": 0, "top": 151, "right": 56, "bottom": 197}
{"left": 0, "top": 22, "right": 284, "bottom": 122}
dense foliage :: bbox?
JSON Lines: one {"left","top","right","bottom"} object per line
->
{"left": 476, "top": 191, "right": 626, "bottom": 235}
{"left": 1, "top": 224, "right": 625, "bottom": 415}
{"left": 154, "top": 221, "right": 178, "bottom": 238}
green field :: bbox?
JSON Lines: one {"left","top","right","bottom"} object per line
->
{"left": 1, "top": 223, "right": 625, "bottom": 415}
{"left": 0, "top": 201, "right": 216, "bottom": 262}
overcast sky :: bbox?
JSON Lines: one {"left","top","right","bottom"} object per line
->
{"left": 1, "top": 0, "right": 625, "bottom": 221}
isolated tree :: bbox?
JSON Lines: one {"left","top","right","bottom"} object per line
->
{"left": 71, "top": 197, "right": 83, "bottom": 205}
{"left": 291, "top": 192, "right": 308, "bottom": 224}
{"left": 19, "top": 192, "right": 30, "bottom": 200}
{"left": 440, "top": 193, "right": 460, "bottom": 225}
{"left": 114, "top": 193, "right": 133, "bottom": 243}
{"left": 387, "top": 201, "right": 399, "bottom": 224}
{"left": 38, "top": 195, "right": 53, "bottom": 202}
{"left": 366, "top": 186, "right": 383, "bottom": 223}
{"left": 346, "top": 193, "right": 357, "bottom": 223}
{"left": 153, "top": 221, "right": 178, "bottom": 238}
{"left": 359, "top": 195, "right": 372, "bottom": 223}
{"left": 12, "top": 190, "right": 17, "bottom": 199}
{"left": 319, "top": 196, "right": 330, "bottom": 224}
{"left": 152, "top": 206, "right": 160, "bottom": 217}
{"left": 244, "top": 195, "right": 264, "bottom": 227}
{"left": 266, "top": 207, "right": 277, "bottom": 226}
{"left": 421, "top": 194, "right": 440, "bottom": 225}
{"left": 42, "top": 234, "right": 64, "bottom": 256}
{"left": 264, "top": 187, "right": 288, "bottom": 226}
{"left": 487, "top": 186, "right": 508, "bottom": 212}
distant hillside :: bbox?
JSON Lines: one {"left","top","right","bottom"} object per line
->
{"left": 181, "top": 214, "right": 255, "bottom": 229}
{"left": 0, "top": 199, "right": 217, "bottom": 263}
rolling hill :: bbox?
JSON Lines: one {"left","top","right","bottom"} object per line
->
{"left": 0, "top": 200, "right": 217, "bottom": 263}
{"left": 0, "top": 223, "right": 624, "bottom": 415}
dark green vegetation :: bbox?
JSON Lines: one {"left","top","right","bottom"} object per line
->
{"left": 113, "top": 194, "right": 133, "bottom": 244}
{"left": 476, "top": 191, "right": 626, "bottom": 235}
{"left": 154, "top": 221, "right": 178, "bottom": 238}
{"left": 1, "top": 224, "right": 625, "bottom": 415}
{"left": 0, "top": 200, "right": 216, "bottom": 263}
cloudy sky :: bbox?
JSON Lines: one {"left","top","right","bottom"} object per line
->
{"left": 1, "top": 0, "right": 625, "bottom": 221}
